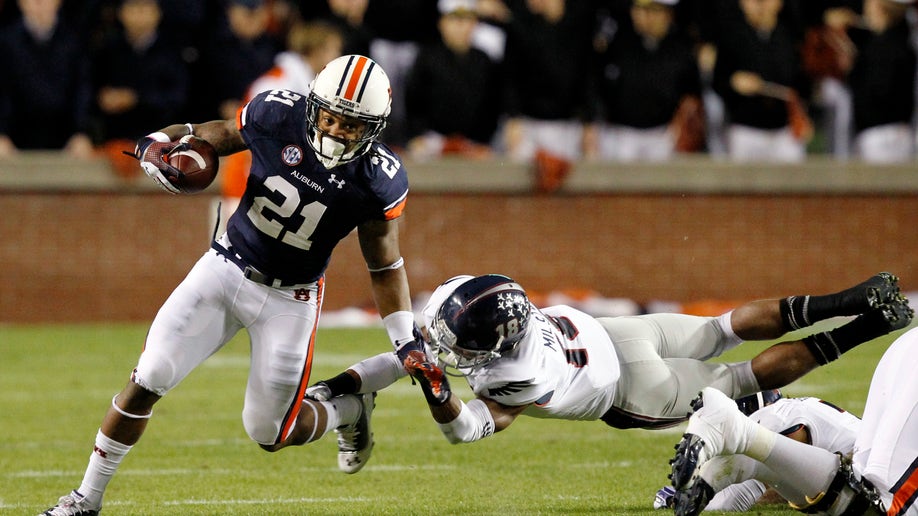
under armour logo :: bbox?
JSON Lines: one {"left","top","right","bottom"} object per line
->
{"left": 328, "top": 174, "right": 345, "bottom": 189}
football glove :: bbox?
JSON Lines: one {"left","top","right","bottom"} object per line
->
{"left": 128, "top": 135, "right": 183, "bottom": 194}
{"left": 304, "top": 382, "right": 332, "bottom": 402}
{"left": 653, "top": 485, "right": 676, "bottom": 510}
{"left": 397, "top": 339, "right": 451, "bottom": 406}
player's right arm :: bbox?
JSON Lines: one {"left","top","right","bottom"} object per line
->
{"left": 191, "top": 119, "right": 246, "bottom": 156}
{"left": 428, "top": 392, "right": 528, "bottom": 444}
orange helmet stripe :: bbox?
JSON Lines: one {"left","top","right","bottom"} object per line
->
{"left": 341, "top": 55, "right": 369, "bottom": 101}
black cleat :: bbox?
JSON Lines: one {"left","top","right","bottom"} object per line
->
{"left": 670, "top": 433, "right": 706, "bottom": 492}
{"left": 864, "top": 272, "right": 901, "bottom": 309}
{"left": 673, "top": 478, "right": 715, "bottom": 516}
{"left": 878, "top": 292, "right": 914, "bottom": 332}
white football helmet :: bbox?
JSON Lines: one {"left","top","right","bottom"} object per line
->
{"left": 306, "top": 54, "right": 392, "bottom": 168}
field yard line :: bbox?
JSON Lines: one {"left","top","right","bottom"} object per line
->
{"left": 0, "top": 496, "right": 390, "bottom": 510}
{"left": 7, "top": 463, "right": 456, "bottom": 480}
{"left": 159, "top": 496, "right": 386, "bottom": 507}
{"left": 569, "top": 460, "right": 633, "bottom": 468}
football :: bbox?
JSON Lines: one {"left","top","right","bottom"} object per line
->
{"left": 166, "top": 135, "right": 219, "bottom": 194}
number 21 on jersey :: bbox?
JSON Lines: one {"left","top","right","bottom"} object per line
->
{"left": 247, "top": 176, "right": 326, "bottom": 251}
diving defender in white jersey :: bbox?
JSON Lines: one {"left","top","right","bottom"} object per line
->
{"left": 309, "top": 273, "right": 911, "bottom": 449}
{"left": 41, "top": 55, "right": 426, "bottom": 516}
{"left": 669, "top": 323, "right": 918, "bottom": 516}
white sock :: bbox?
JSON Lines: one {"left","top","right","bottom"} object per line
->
{"left": 748, "top": 429, "right": 838, "bottom": 498}
{"left": 717, "top": 311, "right": 744, "bottom": 352}
{"left": 325, "top": 394, "right": 361, "bottom": 430}
{"left": 350, "top": 352, "right": 405, "bottom": 393}
{"left": 727, "top": 360, "right": 761, "bottom": 397}
{"left": 77, "top": 430, "right": 132, "bottom": 508}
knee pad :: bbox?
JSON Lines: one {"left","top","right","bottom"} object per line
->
{"left": 242, "top": 405, "right": 283, "bottom": 446}
{"left": 130, "top": 367, "right": 172, "bottom": 397}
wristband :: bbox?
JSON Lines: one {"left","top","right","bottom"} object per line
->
{"left": 383, "top": 310, "right": 415, "bottom": 348}
{"left": 184, "top": 123, "right": 194, "bottom": 136}
{"left": 368, "top": 257, "right": 404, "bottom": 273}
{"left": 146, "top": 131, "right": 170, "bottom": 143}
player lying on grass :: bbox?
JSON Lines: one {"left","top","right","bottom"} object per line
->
{"left": 307, "top": 272, "right": 912, "bottom": 468}
{"left": 667, "top": 323, "right": 918, "bottom": 516}
{"left": 652, "top": 389, "right": 863, "bottom": 513}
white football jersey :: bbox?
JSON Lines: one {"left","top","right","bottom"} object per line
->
{"left": 470, "top": 306, "right": 622, "bottom": 420}
{"left": 421, "top": 277, "right": 621, "bottom": 420}
{"left": 749, "top": 397, "right": 861, "bottom": 454}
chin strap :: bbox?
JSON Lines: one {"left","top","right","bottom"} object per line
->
{"left": 313, "top": 134, "right": 354, "bottom": 169}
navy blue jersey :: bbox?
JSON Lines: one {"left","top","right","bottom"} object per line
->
{"left": 225, "top": 89, "right": 408, "bottom": 284}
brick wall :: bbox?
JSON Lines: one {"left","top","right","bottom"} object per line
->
{"left": 2, "top": 191, "right": 916, "bottom": 323}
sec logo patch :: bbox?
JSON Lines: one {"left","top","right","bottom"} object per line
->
{"left": 282, "top": 145, "right": 303, "bottom": 166}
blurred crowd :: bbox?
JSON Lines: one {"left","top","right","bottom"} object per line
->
{"left": 0, "top": 0, "right": 916, "bottom": 180}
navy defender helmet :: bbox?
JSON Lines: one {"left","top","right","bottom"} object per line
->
{"left": 736, "top": 389, "right": 783, "bottom": 416}
{"left": 428, "top": 274, "right": 532, "bottom": 373}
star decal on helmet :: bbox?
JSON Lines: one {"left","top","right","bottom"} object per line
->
{"left": 497, "top": 291, "right": 528, "bottom": 317}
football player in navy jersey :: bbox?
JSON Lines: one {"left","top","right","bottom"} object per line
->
{"left": 41, "top": 55, "right": 424, "bottom": 516}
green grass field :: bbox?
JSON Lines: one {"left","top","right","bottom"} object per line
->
{"left": 0, "top": 322, "right": 903, "bottom": 515}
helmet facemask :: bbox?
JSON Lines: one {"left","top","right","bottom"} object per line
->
{"left": 305, "top": 93, "right": 387, "bottom": 169}
{"left": 305, "top": 54, "right": 391, "bottom": 169}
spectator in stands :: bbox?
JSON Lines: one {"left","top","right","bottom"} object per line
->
{"left": 0, "top": 0, "right": 93, "bottom": 158}
{"left": 587, "top": 0, "right": 704, "bottom": 162}
{"left": 153, "top": 0, "right": 207, "bottom": 56}
{"left": 190, "top": 0, "right": 279, "bottom": 122}
{"left": 500, "top": 0, "right": 594, "bottom": 163}
{"left": 363, "top": 0, "right": 441, "bottom": 148}
{"left": 712, "top": 0, "right": 812, "bottom": 162}
{"left": 687, "top": 0, "right": 747, "bottom": 157}
{"left": 308, "top": 0, "right": 374, "bottom": 58}
{"left": 0, "top": 1, "right": 18, "bottom": 27}
{"left": 404, "top": 0, "right": 501, "bottom": 161}
{"left": 91, "top": 0, "right": 188, "bottom": 176}
{"left": 829, "top": 0, "right": 916, "bottom": 163}
{"left": 499, "top": 0, "right": 595, "bottom": 192}
{"left": 215, "top": 19, "right": 343, "bottom": 236}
